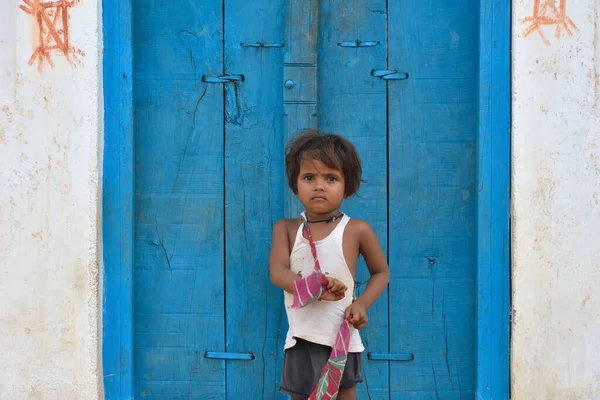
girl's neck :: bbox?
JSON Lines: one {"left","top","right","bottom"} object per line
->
{"left": 304, "top": 209, "right": 343, "bottom": 223}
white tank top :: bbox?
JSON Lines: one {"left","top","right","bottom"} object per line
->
{"left": 283, "top": 212, "right": 365, "bottom": 352}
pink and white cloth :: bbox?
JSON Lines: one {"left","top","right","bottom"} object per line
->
{"left": 290, "top": 221, "right": 353, "bottom": 400}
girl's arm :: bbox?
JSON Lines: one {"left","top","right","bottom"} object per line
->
{"left": 354, "top": 220, "right": 390, "bottom": 309}
{"left": 345, "top": 220, "right": 390, "bottom": 329}
{"left": 269, "top": 219, "right": 300, "bottom": 294}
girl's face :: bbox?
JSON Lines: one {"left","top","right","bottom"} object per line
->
{"left": 296, "top": 158, "right": 346, "bottom": 218}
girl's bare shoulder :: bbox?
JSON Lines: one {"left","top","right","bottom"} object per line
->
{"left": 273, "top": 218, "right": 304, "bottom": 253}
{"left": 273, "top": 218, "right": 304, "bottom": 234}
{"left": 346, "top": 217, "right": 374, "bottom": 235}
{"left": 346, "top": 218, "right": 380, "bottom": 245}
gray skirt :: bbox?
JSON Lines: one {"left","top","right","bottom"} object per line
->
{"left": 279, "top": 338, "right": 363, "bottom": 399}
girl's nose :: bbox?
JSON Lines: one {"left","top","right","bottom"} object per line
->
{"left": 313, "top": 178, "right": 325, "bottom": 191}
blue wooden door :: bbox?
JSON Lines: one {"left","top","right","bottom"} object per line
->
{"left": 312, "top": 1, "right": 390, "bottom": 398}
{"left": 133, "top": 0, "right": 480, "bottom": 398}
{"left": 387, "top": 2, "right": 478, "bottom": 398}
{"left": 133, "top": 0, "right": 284, "bottom": 398}
{"left": 312, "top": 1, "right": 479, "bottom": 398}
{"left": 133, "top": 1, "right": 228, "bottom": 398}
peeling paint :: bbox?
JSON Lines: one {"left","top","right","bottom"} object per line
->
{"left": 1, "top": 104, "right": 14, "bottom": 122}
{"left": 581, "top": 293, "right": 591, "bottom": 308}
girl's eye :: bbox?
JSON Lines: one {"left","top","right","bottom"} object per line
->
{"left": 327, "top": 176, "right": 338, "bottom": 182}
{"left": 303, "top": 175, "right": 313, "bottom": 181}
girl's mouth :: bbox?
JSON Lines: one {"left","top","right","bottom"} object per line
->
{"left": 311, "top": 196, "right": 327, "bottom": 201}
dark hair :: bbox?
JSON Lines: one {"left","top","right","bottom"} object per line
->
{"left": 285, "top": 129, "right": 362, "bottom": 197}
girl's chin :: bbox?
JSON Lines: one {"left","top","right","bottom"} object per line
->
{"left": 304, "top": 207, "right": 341, "bottom": 216}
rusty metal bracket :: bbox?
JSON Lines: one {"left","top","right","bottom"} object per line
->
{"left": 202, "top": 74, "right": 245, "bottom": 83}
{"left": 371, "top": 69, "right": 409, "bottom": 80}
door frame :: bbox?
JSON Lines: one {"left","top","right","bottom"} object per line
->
{"left": 101, "top": 1, "right": 511, "bottom": 398}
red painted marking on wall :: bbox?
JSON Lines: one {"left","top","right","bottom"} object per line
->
{"left": 522, "top": 0, "right": 579, "bottom": 46}
{"left": 20, "top": 0, "right": 85, "bottom": 72}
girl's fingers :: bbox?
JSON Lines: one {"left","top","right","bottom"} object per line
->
{"left": 360, "top": 315, "right": 368, "bottom": 328}
{"left": 350, "top": 312, "right": 367, "bottom": 329}
{"left": 328, "top": 279, "right": 347, "bottom": 293}
{"left": 345, "top": 307, "right": 352, "bottom": 319}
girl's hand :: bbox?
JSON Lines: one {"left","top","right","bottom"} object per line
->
{"left": 345, "top": 302, "right": 368, "bottom": 329}
{"left": 318, "top": 277, "right": 347, "bottom": 301}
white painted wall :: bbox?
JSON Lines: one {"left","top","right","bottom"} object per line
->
{"left": 0, "top": 0, "right": 101, "bottom": 398}
{"left": 512, "top": 0, "right": 600, "bottom": 399}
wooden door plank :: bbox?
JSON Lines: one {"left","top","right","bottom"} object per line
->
{"left": 223, "top": 1, "right": 286, "bottom": 398}
{"left": 102, "top": 0, "right": 134, "bottom": 397}
{"left": 476, "top": 1, "right": 511, "bottom": 398}
{"left": 283, "top": 0, "right": 319, "bottom": 219}
{"left": 284, "top": 0, "right": 318, "bottom": 65}
{"left": 133, "top": 1, "right": 226, "bottom": 398}
{"left": 387, "top": 1, "right": 479, "bottom": 398}
{"left": 316, "top": 2, "right": 389, "bottom": 398}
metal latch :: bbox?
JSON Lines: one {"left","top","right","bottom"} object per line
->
{"left": 367, "top": 352, "right": 414, "bottom": 361}
{"left": 202, "top": 74, "right": 245, "bottom": 84}
{"left": 371, "top": 69, "right": 409, "bottom": 80}
{"left": 241, "top": 42, "right": 284, "bottom": 48}
{"left": 338, "top": 40, "right": 380, "bottom": 48}
{"left": 204, "top": 351, "right": 255, "bottom": 361}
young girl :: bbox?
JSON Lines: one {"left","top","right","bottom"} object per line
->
{"left": 269, "top": 129, "right": 390, "bottom": 400}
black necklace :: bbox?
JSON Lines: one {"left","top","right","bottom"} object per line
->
{"left": 305, "top": 212, "right": 344, "bottom": 224}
